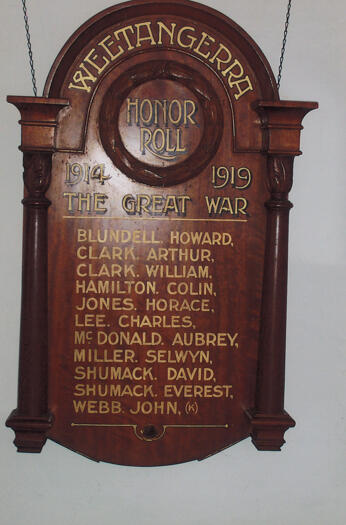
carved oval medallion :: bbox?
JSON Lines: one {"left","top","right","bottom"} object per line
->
{"left": 99, "top": 60, "right": 223, "bottom": 186}
{"left": 118, "top": 79, "right": 203, "bottom": 168}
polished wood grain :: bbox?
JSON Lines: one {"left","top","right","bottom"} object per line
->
{"left": 6, "top": 1, "right": 317, "bottom": 463}
{"left": 6, "top": 98, "right": 69, "bottom": 452}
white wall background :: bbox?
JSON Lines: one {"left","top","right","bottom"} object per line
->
{"left": 0, "top": 1, "right": 345, "bottom": 524}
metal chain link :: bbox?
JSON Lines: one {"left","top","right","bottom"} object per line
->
{"left": 20, "top": 0, "right": 291, "bottom": 96}
{"left": 277, "top": 0, "right": 292, "bottom": 90}
{"left": 21, "top": 0, "right": 38, "bottom": 96}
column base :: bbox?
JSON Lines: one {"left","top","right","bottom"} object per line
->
{"left": 245, "top": 409, "right": 295, "bottom": 451}
{"left": 6, "top": 410, "right": 53, "bottom": 453}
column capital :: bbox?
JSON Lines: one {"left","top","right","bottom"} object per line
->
{"left": 255, "top": 100, "right": 318, "bottom": 156}
{"left": 7, "top": 96, "right": 69, "bottom": 152}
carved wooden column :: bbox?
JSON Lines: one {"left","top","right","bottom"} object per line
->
{"left": 6, "top": 97, "right": 69, "bottom": 452}
{"left": 247, "top": 101, "right": 318, "bottom": 450}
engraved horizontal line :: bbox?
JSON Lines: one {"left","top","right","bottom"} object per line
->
{"left": 63, "top": 216, "right": 247, "bottom": 222}
{"left": 71, "top": 423, "right": 228, "bottom": 429}
{"left": 71, "top": 423, "right": 133, "bottom": 428}
{"left": 163, "top": 424, "right": 229, "bottom": 429}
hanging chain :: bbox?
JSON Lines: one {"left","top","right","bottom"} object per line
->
{"left": 277, "top": 0, "right": 292, "bottom": 90}
{"left": 19, "top": 0, "right": 291, "bottom": 95}
{"left": 21, "top": 0, "right": 38, "bottom": 96}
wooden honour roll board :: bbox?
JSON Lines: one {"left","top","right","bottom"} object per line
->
{"left": 7, "top": 0, "right": 317, "bottom": 465}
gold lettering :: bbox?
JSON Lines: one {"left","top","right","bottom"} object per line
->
{"left": 63, "top": 192, "right": 76, "bottom": 212}
{"left": 157, "top": 21, "right": 176, "bottom": 45}
{"left": 68, "top": 22, "right": 254, "bottom": 101}
{"left": 194, "top": 31, "right": 215, "bottom": 59}
{"left": 74, "top": 314, "right": 106, "bottom": 327}
{"left": 164, "top": 385, "right": 233, "bottom": 398}
{"left": 140, "top": 99, "right": 153, "bottom": 124}
{"left": 140, "top": 128, "right": 152, "bottom": 155}
{"left": 129, "top": 401, "right": 178, "bottom": 415}
{"left": 230, "top": 76, "right": 254, "bottom": 100}
{"left": 169, "top": 231, "right": 233, "bottom": 245}
{"left": 122, "top": 194, "right": 191, "bottom": 216}
{"left": 84, "top": 48, "right": 110, "bottom": 74}
{"left": 167, "top": 367, "right": 214, "bottom": 381}
{"left": 98, "top": 35, "right": 124, "bottom": 61}
{"left": 135, "top": 22, "right": 156, "bottom": 47}
{"left": 184, "top": 100, "right": 197, "bottom": 125}
{"left": 177, "top": 26, "right": 197, "bottom": 48}
{"left": 68, "top": 63, "right": 97, "bottom": 92}
{"left": 172, "top": 332, "right": 239, "bottom": 347}
{"left": 127, "top": 98, "right": 139, "bottom": 124}
{"left": 168, "top": 99, "right": 182, "bottom": 124}
{"left": 205, "top": 196, "right": 249, "bottom": 216}
{"left": 73, "top": 400, "right": 121, "bottom": 414}
{"left": 94, "top": 193, "right": 107, "bottom": 213}
{"left": 209, "top": 43, "right": 232, "bottom": 70}
{"left": 152, "top": 129, "right": 165, "bottom": 152}
{"left": 221, "top": 59, "right": 254, "bottom": 99}
{"left": 114, "top": 25, "right": 135, "bottom": 50}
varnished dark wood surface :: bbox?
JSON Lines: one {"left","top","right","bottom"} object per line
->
{"left": 6, "top": 0, "right": 317, "bottom": 464}
{"left": 6, "top": 98, "right": 69, "bottom": 452}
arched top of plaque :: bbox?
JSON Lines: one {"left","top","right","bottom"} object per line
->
{"left": 44, "top": 0, "right": 278, "bottom": 184}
